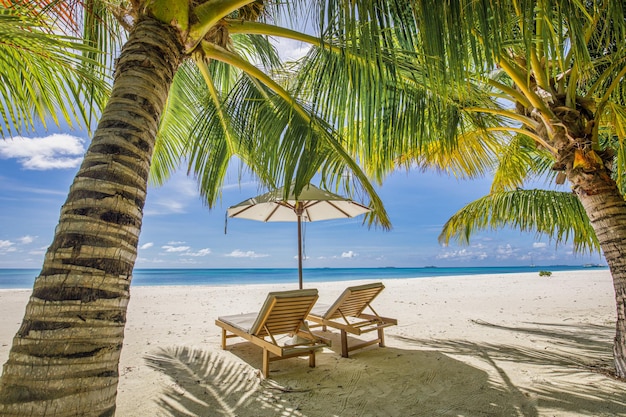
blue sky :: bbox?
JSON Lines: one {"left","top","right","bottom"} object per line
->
{"left": 0, "top": 37, "right": 607, "bottom": 270}
{"left": 0, "top": 128, "right": 605, "bottom": 270}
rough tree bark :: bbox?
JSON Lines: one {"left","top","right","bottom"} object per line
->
{"left": 569, "top": 167, "right": 626, "bottom": 378}
{"left": 548, "top": 101, "right": 626, "bottom": 378}
{"left": 0, "top": 16, "right": 184, "bottom": 416}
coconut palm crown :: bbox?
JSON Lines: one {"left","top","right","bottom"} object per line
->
{"left": 295, "top": 0, "right": 626, "bottom": 378}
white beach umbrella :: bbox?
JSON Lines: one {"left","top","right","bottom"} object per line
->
{"left": 227, "top": 183, "right": 372, "bottom": 289}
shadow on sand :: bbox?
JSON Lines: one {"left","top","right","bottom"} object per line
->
{"left": 145, "top": 320, "right": 626, "bottom": 416}
{"left": 396, "top": 320, "right": 625, "bottom": 417}
{"left": 146, "top": 338, "right": 534, "bottom": 417}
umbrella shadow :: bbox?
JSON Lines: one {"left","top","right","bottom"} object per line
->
{"left": 394, "top": 320, "right": 626, "bottom": 416}
{"left": 145, "top": 343, "right": 538, "bottom": 417}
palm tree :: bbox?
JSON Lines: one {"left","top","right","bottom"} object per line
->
{"left": 294, "top": 1, "right": 626, "bottom": 378}
{"left": 0, "top": 1, "right": 391, "bottom": 415}
{"left": 0, "top": 2, "right": 109, "bottom": 136}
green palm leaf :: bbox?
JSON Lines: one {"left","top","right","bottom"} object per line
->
{"left": 186, "top": 70, "right": 391, "bottom": 228}
{"left": 439, "top": 189, "right": 600, "bottom": 254}
{"left": 0, "top": 6, "right": 109, "bottom": 136}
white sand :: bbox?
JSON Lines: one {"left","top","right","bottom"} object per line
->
{"left": 1, "top": 270, "right": 625, "bottom": 416}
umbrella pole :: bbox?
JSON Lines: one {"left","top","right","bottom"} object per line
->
{"left": 295, "top": 202, "right": 304, "bottom": 289}
{"left": 297, "top": 212, "right": 303, "bottom": 289}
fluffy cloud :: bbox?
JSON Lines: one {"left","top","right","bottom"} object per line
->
{"left": 0, "top": 134, "right": 85, "bottom": 170}
{"left": 272, "top": 38, "right": 311, "bottom": 62}
{"left": 187, "top": 248, "right": 212, "bottom": 257}
{"left": 145, "top": 200, "right": 186, "bottom": 215}
{"left": 139, "top": 242, "right": 154, "bottom": 250}
{"left": 0, "top": 240, "right": 17, "bottom": 255}
{"left": 225, "top": 249, "right": 269, "bottom": 258}
{"left": 436, "top": 248, "right": 489, "bottom": 261}
{"left": 341, "top": 251, "right": 358, "bottom": 258}
{"left": 533, "top": 242, "right": 548, "bottom": 249}
{"left": 162, "top": 245, "right": 190, "bottom": 252}
{"left": 495, "top": 244, "right": 518, "bottom": 259}
{"left": 143, "top": 175, "right": 199, "bottom": 216}
{"left": 0, "top": 240, "right": 14, "bottom": 249}
{"left": 18, "top": 235, "right": 35, "bottom": 244}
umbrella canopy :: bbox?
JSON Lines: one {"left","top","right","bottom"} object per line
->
{"left": 227, "top": 184, "right": 371, "bottom": 288}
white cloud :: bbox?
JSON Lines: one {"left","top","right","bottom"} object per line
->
{"left": 144, "top": 175, "right": 199, "bottom": 215}
{"left": 341, "top": 251, "right": 358, "bottom": 258}
{"left": 19, "top": 235, "right": 35, "bottom": 244}
{"left": 174, "top": 177, "right": 199, "bottom": 198}
{"left": 436, "top": 248, "right": 489, "bottom": 261}
{"left": 179, "top": 258, "right": 201, "bottom": 264}
{"left": 0, "top": 240, "right": 14, "bottom": 249}
{"left": 272, "top": 38, "right": 311, "bottom": 62}
{"left": 139, "top": 242, "right": 154, "bottom": 250}
{"left": 186, "top": 248, "right": 212, "bottom": 257}
{"left": 0, "top": 134, "right": 85, "bottom": 170}
{"left": 225, "top": 249, "right": 269, "bottom": 258}
{"left": 0, "top": 239, "right": 17, "bottom": 255}
{"left": 136, "top": 257, "right": 165, "bottom": 264}
{"left": 495, "top": 244, "right": 518, "bottom": 259}
{"left": 221, "top": 181, "right": 258, "bottom": 191}
{"left": 145, "top": 200, "right": 186, "bottom": 215}
{"left": 168, "top": 241, "right": 186, "bottom": 245}
{"left": 533, "top": 242, "right": 548, "bottom": 249}
{"left": 162, "top": 245, "right": 190, "bottom": 252}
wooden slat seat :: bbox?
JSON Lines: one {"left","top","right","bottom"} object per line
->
{"left": 307, "top": 282, "right": 397, "bottom": 358}
{"left": 215, "top": 289, "right": 330, "bottom": 377}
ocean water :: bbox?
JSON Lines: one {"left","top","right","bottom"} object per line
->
{"left": 0, "top": 265, "right": 606, "bottom": 289}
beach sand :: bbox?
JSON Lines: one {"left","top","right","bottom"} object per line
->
{"left": 1, "top": 270, "right": 625, "bottom": 416}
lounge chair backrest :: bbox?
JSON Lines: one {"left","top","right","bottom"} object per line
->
{"left": 250, "top": 288, "right": 319, "bottom": 336}
{"left": 322, "top": 282, "right": 384, "bottom": 319}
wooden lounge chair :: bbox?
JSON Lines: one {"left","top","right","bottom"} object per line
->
{"left": 307, "top": 282, "right": 397, "bottom": 358}
{"left": 215, "top": 288, "right": 330, "bottom": 377}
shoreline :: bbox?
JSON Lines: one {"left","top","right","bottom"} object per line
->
{"left": 0, "top": 264, "right": 609, "bottom": 290}
{"left": 1, "top": 270, "right": 624, "bottom": 416}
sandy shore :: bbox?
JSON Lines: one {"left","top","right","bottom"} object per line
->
{"left": 1, "top": 270, "right": 625, "bottom": 416}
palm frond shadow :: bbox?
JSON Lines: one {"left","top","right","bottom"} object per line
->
{"left": 472, "top": 320, "right": 615, "bottom": 370}
{"left": 146, "top": 343, "right": 539, "bottom": 417}
{"left": 145, "top": 346, "right": 305, "bottom": 417}
{"left": 393, "top": 320, "right": 626, "bottom": 416}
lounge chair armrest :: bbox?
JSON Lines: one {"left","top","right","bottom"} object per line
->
{"left": 357, "top": 313, "right": 398, "bottom": 325}
{"left": 295, "top": 330, "right": 332, "bottom": 347}
{"left": 313, "top": 333, "right": 332, "bottom": 347}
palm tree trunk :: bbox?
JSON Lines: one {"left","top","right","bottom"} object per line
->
{"left": 0, "top": 16, "right": 183, "bottom": 416}
{"left": 569, "top": 167, "right": 626, "bottom": 378}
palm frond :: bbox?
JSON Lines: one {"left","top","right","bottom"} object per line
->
{"left": 439, "top": 189, "right": 601, "bottom": 254}
{"left": 151, "top": 62, "right": 210, "bottom": 185}
{"left": 153, "top": 29, "right": 282, "bottom": 185}
{"left": 186, "top": 70, "right": 390, "bottom": 228}
{"left": 231, "top": 33, "right": 282, "bottom": 70}
{"left": 408, "top": 128, "right": 501, "bottom": 180}
{"left": 78, "top": 0, "right": 126, "bottom": 123}
{"left": 0, "top": 6, "right": 110, "bottom": 136}
{"left": 489, "top": 134, "right": 559, "bottom": 192}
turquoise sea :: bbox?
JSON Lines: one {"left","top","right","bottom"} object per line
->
{"left": 0, "top": 265, "right": 607, "bottom": 289}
